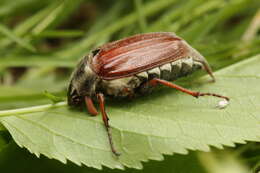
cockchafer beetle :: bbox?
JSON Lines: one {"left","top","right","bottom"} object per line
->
{"left": 67, "top": 32, "right": 230, "bottom": 156}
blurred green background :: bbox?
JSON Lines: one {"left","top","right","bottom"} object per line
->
{"left": 0, "top": 0, "right": 260, "bottom": 172}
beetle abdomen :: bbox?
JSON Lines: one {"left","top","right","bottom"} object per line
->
{"left": 136, "top": 57, "right": 202, "bottom": 81}
{"left": 100, "top": 57, "right": 202, "bottom": 97}
{"left": 134, "top": 57, "right": 203, "bottom": 95}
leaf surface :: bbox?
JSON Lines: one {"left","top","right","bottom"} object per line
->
{"left": 0, "top": 54, "right": 260, "bottom": 169}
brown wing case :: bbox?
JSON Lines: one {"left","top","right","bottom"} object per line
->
{"left": 90, "top": 32, "right": 190, "bottom": 80}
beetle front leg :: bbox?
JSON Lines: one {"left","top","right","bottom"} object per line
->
{"left": 97, "top": 93, "right": 120, "bottom": 156}
{"left": 85, "top": 96, "right": 98, "bottom": 115}
{"left": 149, "top": 78, "right": 229, "bottom": 105}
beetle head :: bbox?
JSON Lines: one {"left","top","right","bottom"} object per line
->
{"left": 67, "top": 54, "right": 99, "bottom": 107}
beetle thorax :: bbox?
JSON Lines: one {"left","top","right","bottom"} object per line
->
{"left": 75, "top": 66, "right": 98, "bottom": 95}
{"left": 68, "top": 57, "right": 99, "bottom": 106}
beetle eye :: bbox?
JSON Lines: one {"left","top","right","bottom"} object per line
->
{"left": 68, "top": 87, "right": 82, "bottom": 106}
{"left": 72, "top": 96, "right": 80, "bottom": 102}
{"left": 92, "top": 48, "right": 100, "bottom": 57}
{"left": 71, "top": 95, "right": 81, "bottom": 105}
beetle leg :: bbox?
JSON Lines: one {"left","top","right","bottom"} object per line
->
{"left": 97, "top": 93, "right": 120, "bottom": 156}
{"left": 85, "top": 96, "right": 98, "bottom": 115}
{"left": 149, "top": 78, "right": 229, "bottom": 101}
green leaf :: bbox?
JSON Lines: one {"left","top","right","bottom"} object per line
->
{"left": 0, "top": 131, "right": 9, "bottom": 152}
{"left": 43, "top": 91, "right": 64, "bottom": 103}
{"left": 0, "top": 56, "right": 74, "bottom": 68}
{"left": 0, "top": 23, "right": 36, "bottom": 52}
{"left": 134, "top": 0, "right": 147, "bottom": 32}
{"left": 0, "top": 124, "right": 6, "bottom": 131}
{"left": 198, "top": 151, "right": 250, "bottom": 173}
{"left": 34, "top": 30, "right": 84, "bottom": 38}
{"left": 0, "top": 54, "right": 260, "bottom": 169}
{"left": 0, "top": 142, "right": 205, "bottom": 173}
{"left": 56, "top": 0, "right": 179, "bottom": 59}
{"left": 0, "top": 138, "right": 7, "bottom": 153}
{"left": 0, "top": 2, "right": 60, "bottom": 48}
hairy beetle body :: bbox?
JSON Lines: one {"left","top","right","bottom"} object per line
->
{"left": 67, "top": 32, "right": 229, "bottom": 156}
{"left": 68, "top": 32, "right": 210, "bottom": 102}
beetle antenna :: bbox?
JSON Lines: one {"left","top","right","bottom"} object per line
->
{"left": 97, "top": 93, "right": 120, "bottom": 157}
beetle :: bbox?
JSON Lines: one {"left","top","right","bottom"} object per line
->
{"left": 67, "top": 32, "right": 229, "bottom": 156}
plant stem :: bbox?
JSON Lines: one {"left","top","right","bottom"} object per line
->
{"left": 0, "top": 102, "right": 67, "bottom": 117}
